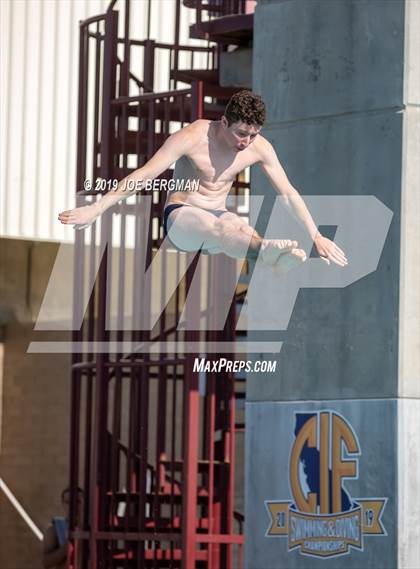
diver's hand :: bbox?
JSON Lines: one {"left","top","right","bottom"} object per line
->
{"left": 58, "top": 203, "right": 99, "bottom": 230}
{"left": 314, "top": 234, "right": 348, "bottom": 267}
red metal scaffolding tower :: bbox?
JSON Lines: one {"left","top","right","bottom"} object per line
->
{"left": 69, "top": 1, "right": 253, "bottom": 567}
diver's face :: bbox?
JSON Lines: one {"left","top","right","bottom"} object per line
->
{"left": 222, "top": 118, "right": 261, "bottom": 151}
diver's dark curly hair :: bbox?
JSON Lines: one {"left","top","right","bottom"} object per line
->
{"left": 224, "top": 90, "right": 266, "bottom": 127}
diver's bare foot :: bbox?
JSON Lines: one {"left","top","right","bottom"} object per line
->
{"left": 272, "top": 248, "right": 307, "bottom": 275}
{"left": 260, "top": 239, "right": 299, "bottom": 266}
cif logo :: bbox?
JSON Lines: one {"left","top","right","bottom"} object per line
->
{"left": 290, "top": 411, "right": 359, "bottom": 516}
{"left": 265, "top": 411, "right": 387, "bottom": 558}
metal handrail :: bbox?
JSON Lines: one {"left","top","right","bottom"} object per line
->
{"left": 79, "top": 13, "right": 106, "bottom": 28}
{"left": 110, "top": 87, "right": 192, "bottom": 105}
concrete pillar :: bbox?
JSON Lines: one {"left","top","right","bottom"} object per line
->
{"left": 220, "top": 48, "right": 253, "bottom": 88}
{"left": 246, "top": 1, "right": 419, "bottom": 567}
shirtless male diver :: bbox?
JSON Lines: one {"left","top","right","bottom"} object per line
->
{"left": 58, "top": 90, "right": 347, "bottom": 270}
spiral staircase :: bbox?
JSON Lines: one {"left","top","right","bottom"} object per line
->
{"left": 69, "top": 1, "right": 254, "bottom": 567}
